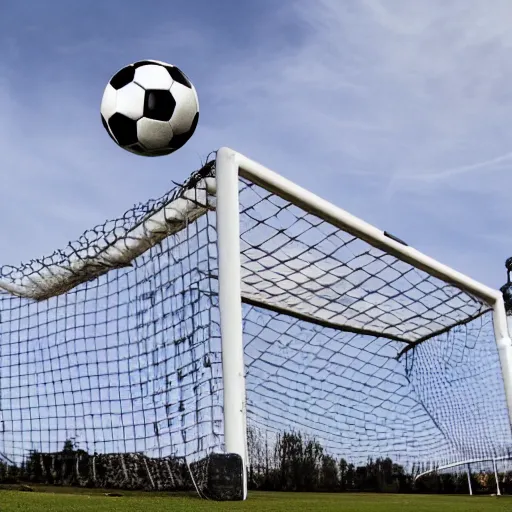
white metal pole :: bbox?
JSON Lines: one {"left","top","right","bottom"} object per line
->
{"left": 466, "top": 464, "right": 473, "bottom": 496}
{"left": 233, "top": 149, "right": 500, "bottom": 307}
{"left": 215, "top": 147, "right": 248, "bottom": 500}
{"left": 498, "top": 300, "right": 512, "bottom": 428}
{"left": 415, "top": 455, "right": 512, "bottom": 481}
{"left": 493, "top": 458, "right": 501, "bottom": 496}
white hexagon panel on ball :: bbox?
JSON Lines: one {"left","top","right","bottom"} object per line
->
{"left": 100, "top": 60, "right": 199, "bottom": 157}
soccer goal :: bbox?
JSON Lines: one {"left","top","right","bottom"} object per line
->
{"left": 0, "top": 147, "right": 511, "bottom": 500}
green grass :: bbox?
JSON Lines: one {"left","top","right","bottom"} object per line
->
{"left": 0, "top": 487, "right": 510, "bottom": 512}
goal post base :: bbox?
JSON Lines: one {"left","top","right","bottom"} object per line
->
{"left": 196, "top": 453, "right": 244, "bottom": 501}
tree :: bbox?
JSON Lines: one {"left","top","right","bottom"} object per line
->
{"left": 276, "top": 432, "right": 304, "bottom": 491}
{"left": 345, "top": 463, "right": 355, "bottom": 490}
{"left": 339, "top": 458, "right": 348, "bottom": 491}
{"left": 62, "top": 440, "right": 75, "bottom": 454}
{"left": 303, "top": 439, "right": 323, "bottom": 491}
{"left": 321, "top": 455, "right": 338, "bottom": 491}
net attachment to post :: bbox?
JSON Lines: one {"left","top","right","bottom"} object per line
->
{"left": 0, "top": 152, "right": 511, "bottom": 499}
{"left": 0, "top": 163, "right": 217, "bottom": 301}
{"left": 501, "top": 257, "right": 512, "bottom": 313}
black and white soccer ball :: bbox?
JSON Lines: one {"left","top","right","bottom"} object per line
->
{"left": 100, "top": 60, "right": 199, "bottom": 157}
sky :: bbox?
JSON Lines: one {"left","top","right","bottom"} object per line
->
{"left": 1, "top": 0, "right": 512, "bottom": 289}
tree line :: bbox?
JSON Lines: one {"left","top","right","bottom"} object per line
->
{"left": 246, "top": 428, "right": 512, "bottom": 494}
{"left": 0, "top": 432, "right": 511, "bottom": 495}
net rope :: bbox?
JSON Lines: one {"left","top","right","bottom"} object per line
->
{"left": 0, "top": 156, "right": 510, "bottom": 493}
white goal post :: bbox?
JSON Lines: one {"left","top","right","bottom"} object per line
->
{"left": 0, "top": 147, "right": 512, "bottom": 500}
{"left": 215, "top": 147, "right": 512, "bottom": 497}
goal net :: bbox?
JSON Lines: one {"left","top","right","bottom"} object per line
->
{"left": 0, "top": 148, "right": 511, "bottom": 499}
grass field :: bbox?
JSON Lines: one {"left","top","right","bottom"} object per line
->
{"left": 0, "top": 486, "right": 510, "bottom": 512}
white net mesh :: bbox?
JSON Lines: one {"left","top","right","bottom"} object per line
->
{"left": 0, "top": 157, "right": 510, "bottom": 495}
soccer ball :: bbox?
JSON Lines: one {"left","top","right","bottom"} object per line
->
{"left": 100, "top": 60, "right": 199, "bottom": 157}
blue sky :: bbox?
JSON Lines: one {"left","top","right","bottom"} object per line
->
{"left": 1, "top": 0, "right": 512, "bottom": 290}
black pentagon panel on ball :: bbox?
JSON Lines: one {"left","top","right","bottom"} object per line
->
{"left": 128, "top": 143, "right": 147, "bottom": 155}
{"left": 101, "top": 114, "right": 116, "bottom": 142}
{"left": 143, "top": 90, "right": 176, "bottom": 121}
{"left": 189, "top": 111, "right": 199, "bottom": 135}
{"left": 110, "top": 66, "right": 135, "bottom": 90}
{"left": 108, "top": 113, "right": 138, "bottom": 146}
{"left": 168, "top": 112, "right": 199, "bottom": 149}
{"left": 132, "top": 60, "right": 160, "bottom": 69}
{"left": 164, "top": 65, "right": 192, "bottom": 89}
{"left": 147, "top": 148, "right": 174, "bottom": 157}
